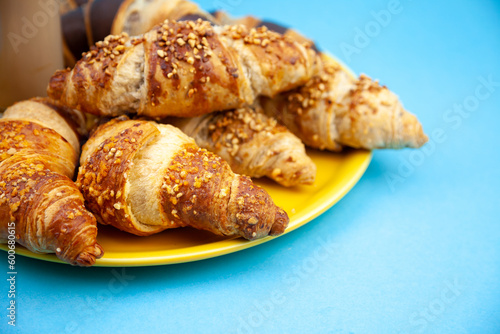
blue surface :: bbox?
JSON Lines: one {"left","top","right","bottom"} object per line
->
{"left": 1, "top": 1, "right": 500, "bottom": 333}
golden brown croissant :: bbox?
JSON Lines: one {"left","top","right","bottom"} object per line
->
{"left": 60, "top": 1, "right": 426, "bottom": 150}
{"left": 0, "top": 98, "right": 103, "bottom": 266}
{"left": 261, "top": 55, "right": 428, "bottom": 150}
{"left": 77, "top": 117, "right": 289, "bottom": 240}
{"left": 48, "top": 19, "right": 320, "bottom": 118}
{"left": 213, "top": 13, "right": 428, "bottom": 150}
{"left": 167, "top": 105, "right": 316, "bottom": 187}
{"left": 76, "top": 3, "right": 316, "bottom": 187}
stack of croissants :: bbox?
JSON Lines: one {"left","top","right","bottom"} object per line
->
{"left": 0, "top": 0, "right": 427, "bottom": 266}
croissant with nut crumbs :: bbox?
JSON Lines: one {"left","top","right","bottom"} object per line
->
{"left": 168, "top": 105, "right": 316, "bottom": 187}
{"left": 0, "top": 98, "right": 103, "bottom": 266}
{"left": 261, "top": 55, "right": 428, "bottom": 150}
{"left": 77, "top": 117, "right": 289, "bottom": 240}
{"left": 214, "top": 12, "right": 428, "bottom": 150}
{"left": 48, "top": 18, "right": 320, "bottom": 119}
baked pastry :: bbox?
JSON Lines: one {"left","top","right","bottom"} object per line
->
{"left": 261, "top": 55, "right": 428, "bottom": 150}
{"left": 48, "top": 19, "right": 320, "bottom": 118}
{"left": 0, "top": 98, "right": 103, "bottom": 266}
{"left": 168, "top": 105, "right": 316, "bottom": 187}
{"left": 111, "top": 0, "right": 214, "bottom": 36}
{"left": 60, "top": 0, "right": 215, "bottom": 66}
{"left": 77, "top": 117, "right": 289, "bottom": 240}
{"left": 214, "top": 12, "right": 428, "bottom": 150}
{"left": 59, "top": 1, "right": 427, "bottom": 149}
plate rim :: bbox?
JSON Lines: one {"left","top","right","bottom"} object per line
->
{"left": 0, "top": 150, "right": 371, "bottom": 267}
{"left": 0, "top": 53, "right": 372, "bottom": 267}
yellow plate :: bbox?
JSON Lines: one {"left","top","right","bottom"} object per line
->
{"left": 0, "top": 148, "right": 371, "bottom": 266}
{"left": 0, "top": 54, "right": 372, "bottom": 266}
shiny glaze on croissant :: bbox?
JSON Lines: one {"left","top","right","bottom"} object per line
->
{"left": 49, "top": 19, "right": 320, "bottom": 118}
{"left": 0, "top": 99, "right": 103, "bottom": 266}
{"left": 77, "top": 117, "right": 289, "bottom": 240}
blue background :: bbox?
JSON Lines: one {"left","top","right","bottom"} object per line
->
{"left": 1, "top": 0, "right": 499, "bottom": 333}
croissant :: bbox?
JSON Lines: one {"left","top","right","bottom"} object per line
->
{"left": 77, "top": 117, "right": 289, "bottom": 240}
{"left": 0, "top": 98, "right": 103, "bottom": 266}
{"left": 167, "top": 105, "right": 316, "bottom": 187}
{"left": 48, "top": 18, "right": 320, "bottom": 119}
{"left": 213, "top": 12, "right": 428, "bottom": 150}
{"left": 261, "top": 55, "right": 428, "bottom": 150}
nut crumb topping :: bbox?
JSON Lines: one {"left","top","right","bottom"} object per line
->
{"left": 153, "top": 19, "right": 216, "bottom": 85}
{"left": 204, "top": 106, "right": 287, "bottom": 157}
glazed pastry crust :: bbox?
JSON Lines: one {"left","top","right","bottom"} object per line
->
{"left": 77, "top": 118, "right": 289, "bottom": 240}
{"left": 0, "top": 99, "right": 103, "bottom": 266}
{"left": 48, "top": 19, "right": 320, "bottom": 118}
{"left": 0, "top": 120, "right": 77, "bottom": 178}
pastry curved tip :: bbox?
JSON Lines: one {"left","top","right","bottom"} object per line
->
{"left": 74, "top": 243, "right": 104, "bottom": 267}
{"left": 269, "top": 208, "right": 289, "bottom": 236}
{"left": 238, "top": 207, "right": 289, "bottom": 240}
{"left": 270, "top": 153, "right": 317, "bottom": 187}
{"left": 289, "top": 162, "right": 317, "bottom": 187}
{"left": 275, "top": 168, "right": 316, "bottom": 187}
{"left": 401, "top": 111, "right": 428, "bottom": 149}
